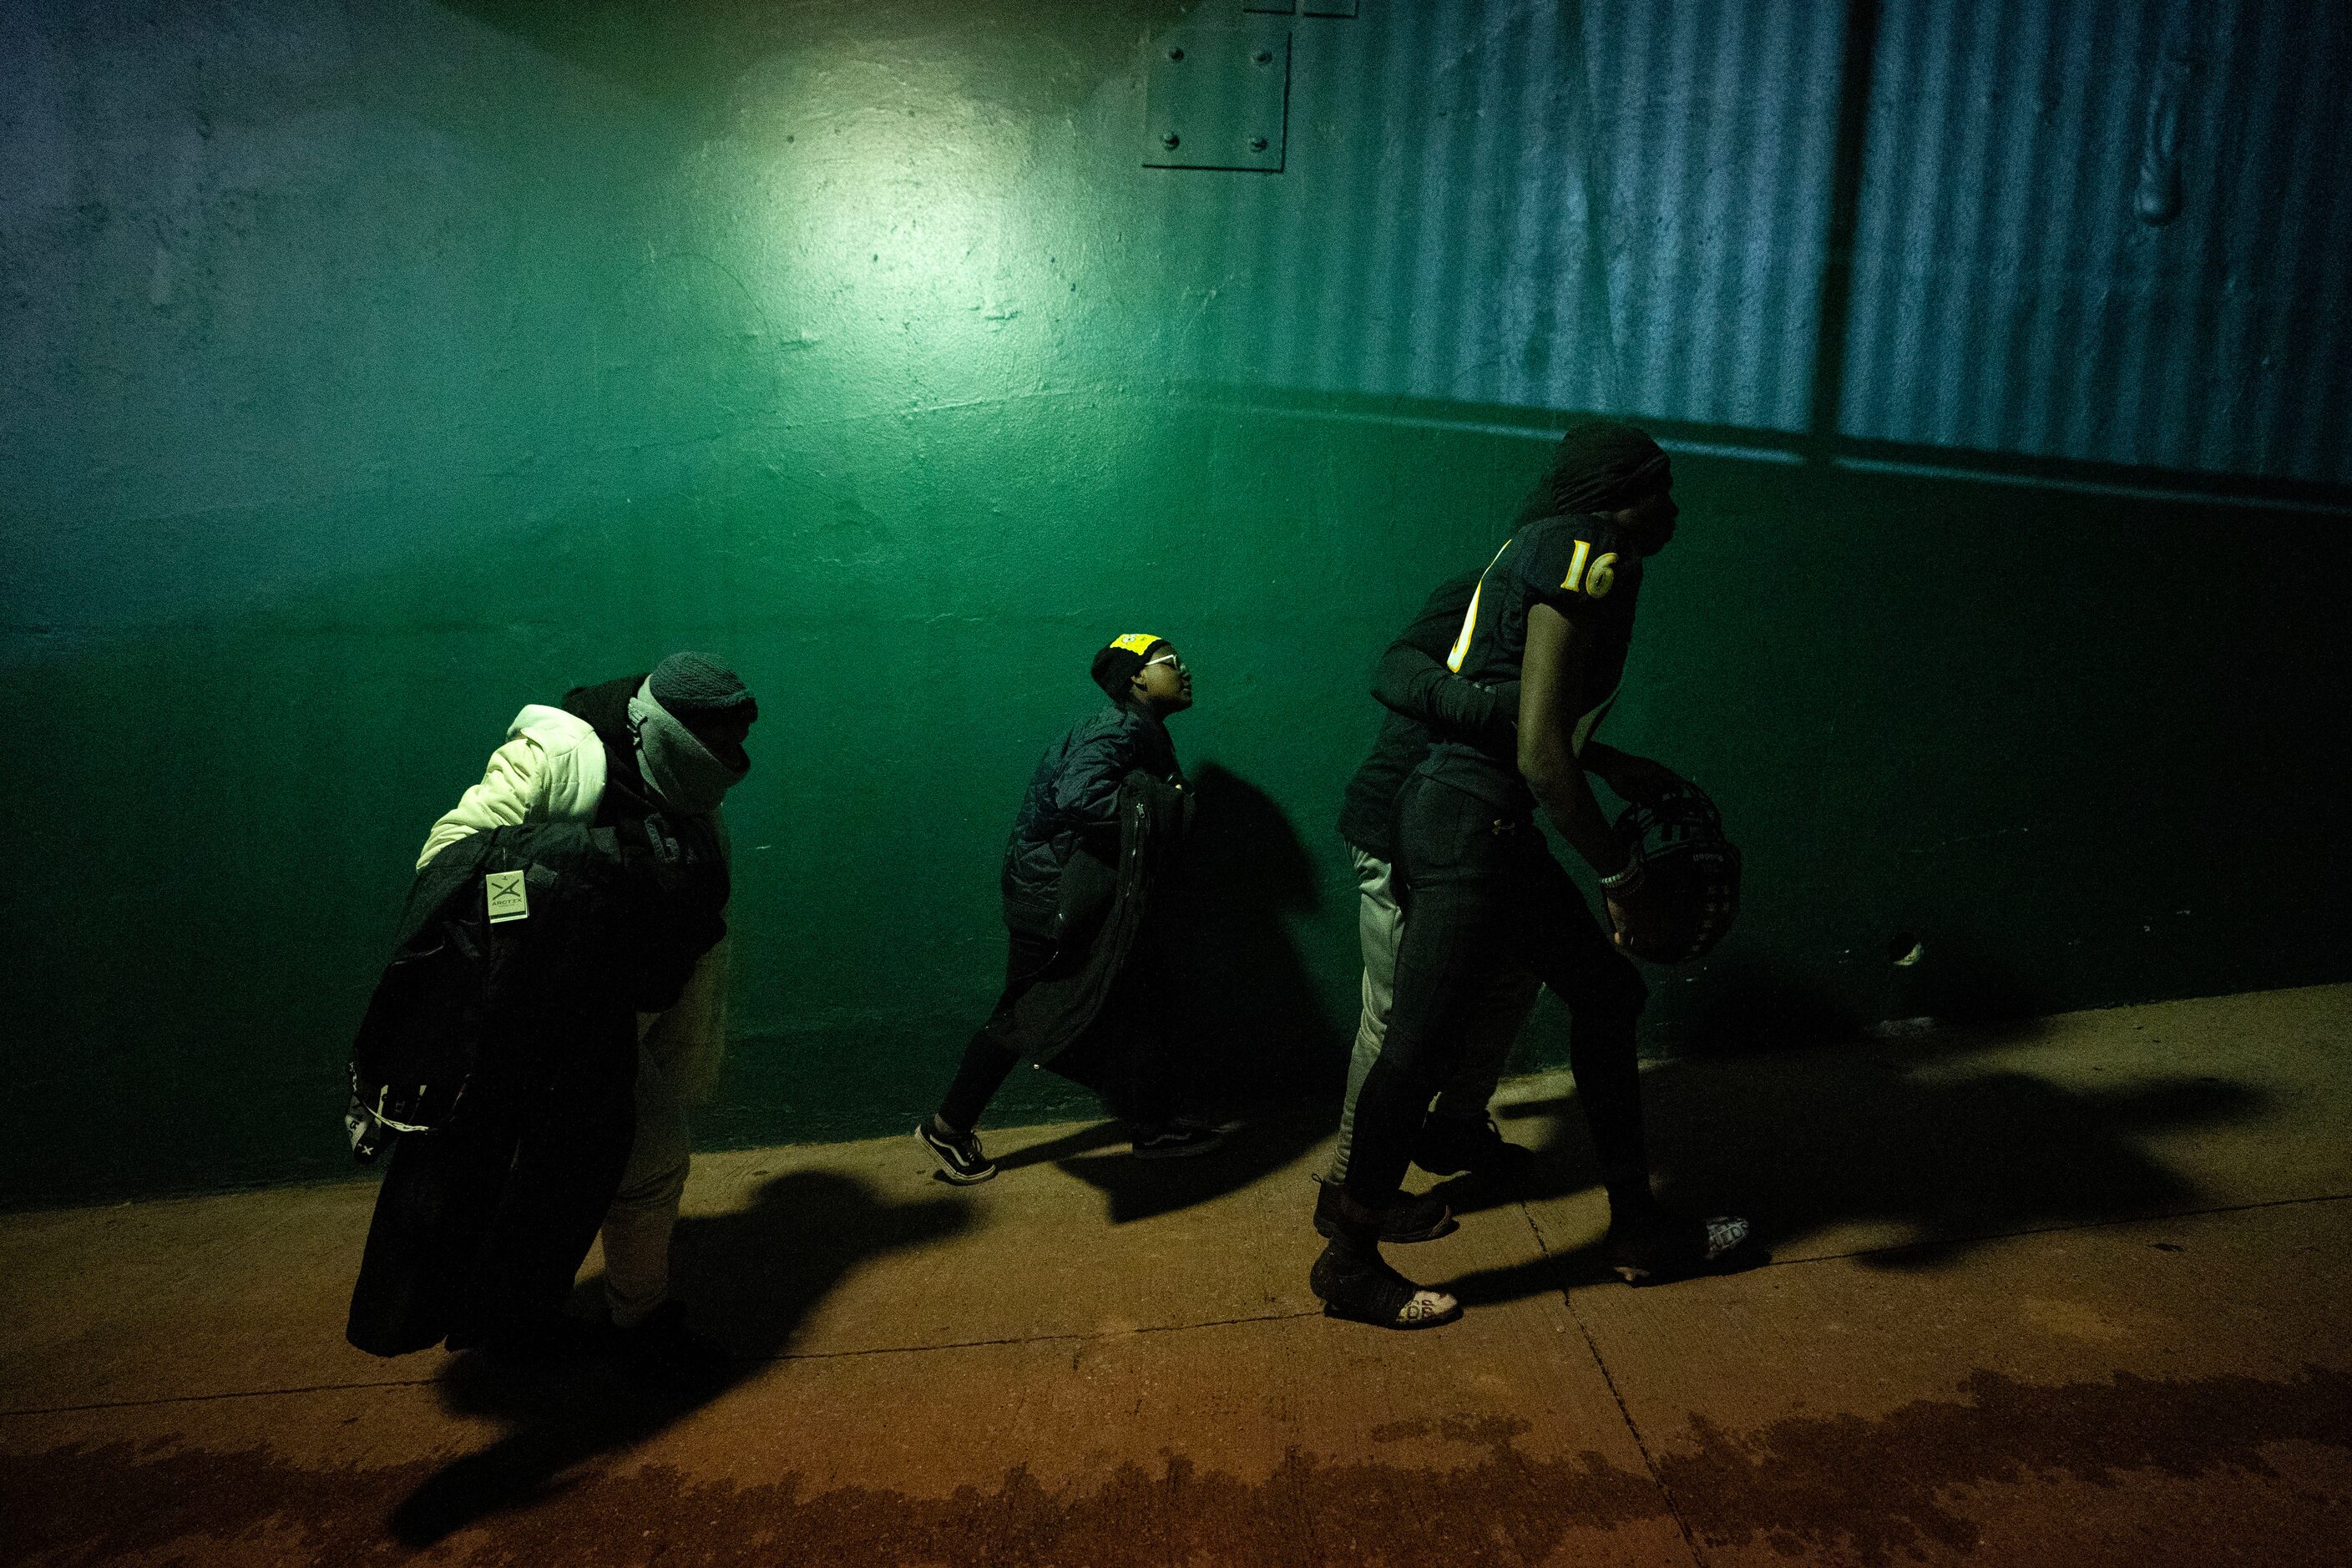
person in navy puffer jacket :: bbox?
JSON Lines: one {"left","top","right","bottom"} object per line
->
{"left": 915, "top": 633, "right": 1222, "bottom": 1182}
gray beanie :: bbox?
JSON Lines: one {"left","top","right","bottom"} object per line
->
{"left": 649, "top": 652, "right": 757, "bottom": 725}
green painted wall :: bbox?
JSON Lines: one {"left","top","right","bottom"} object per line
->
{"left": 3, "top": 0, "right": 2346, "bottom": 1208}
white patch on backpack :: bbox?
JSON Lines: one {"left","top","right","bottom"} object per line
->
{"left": 485, "top": 870, "right": 529, "bottom": 923}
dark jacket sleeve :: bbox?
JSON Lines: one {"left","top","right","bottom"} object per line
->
{"left": 1373, "top": 640, "right": 1511, "bottom": 736}
{"left": 1369, "top": 574, "right": 1519, "bottom": 749}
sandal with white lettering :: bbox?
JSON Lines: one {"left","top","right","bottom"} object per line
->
{"left": 1310, "top": 1242, "right": 1462, "bottom": 1329}
{"left": 1606, "top": 1213, "right": 1756, "bottom": 1286}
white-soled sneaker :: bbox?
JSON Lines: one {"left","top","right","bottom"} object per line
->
{"left": 916, "top": 1118, "right": 997, "bottom": 1184}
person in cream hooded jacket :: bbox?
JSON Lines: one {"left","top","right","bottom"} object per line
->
{"left": 418, "top": 652, "right": 755, "bottom": 1371}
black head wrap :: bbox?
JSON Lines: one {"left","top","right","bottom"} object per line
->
{"left": 1513, "top": 417, "right": 1670, "bottom": 524}
{"left": 1090, "top": 633, "right": 1166, "bottom": 701}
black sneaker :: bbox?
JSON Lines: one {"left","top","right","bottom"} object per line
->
{"left": 1414, "top": 1113, "right": 1537, "bottom": 1187}
{"left": 1130, "top": 1120, "right": 1227, "bottom": 1160}
{"left": 1313, "top": 1179, "right": 1458, "bottom": 1243}
{"left": 916, "top": 1117, "right": 997, "bottom": 1184}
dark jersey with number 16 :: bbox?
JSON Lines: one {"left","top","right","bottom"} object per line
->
{"left": 1416, "top": 510, "right": 1646, "bottom": 813}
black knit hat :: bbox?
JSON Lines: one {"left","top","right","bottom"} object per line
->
{"left": 1090, "top": 633, "right": 1165, "bottom": 701}
{"left": 1515, "top": 417, "right": 1670, "bottom": 524}
{"left": 650, "top": 652, "right": 758, "bottom": 726}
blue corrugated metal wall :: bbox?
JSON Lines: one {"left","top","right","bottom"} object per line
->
{"left": 1139, "top": 0, "right": 2349, "bottom": 485}
{"left": 1581, "top": 0, "right": 1844, "bottom": 435}
{"left": 1141, "top": 0, "right": 1844, "bottom": 430}
{"left": 1842, "top": 0, "right": 2352, "bottom": 483}
{"left": 1141, "top": 1, "right": 1609, "bottom": 412}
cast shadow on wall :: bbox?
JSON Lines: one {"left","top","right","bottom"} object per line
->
{"left": 388, "top": 1170, "right": 968, "bottom": 1548}
{"left": 997, "top": 762, "right": 1352, "bottom": 1225}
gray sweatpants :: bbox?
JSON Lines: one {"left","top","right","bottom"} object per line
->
{"left": 1324, "top": 845, "right": 1540, "bottom": 1184}
{"left": 599, "top": 1035, "right": 693, "bottom": 1328}
{"left": 598, "top": 935, "right": 727, "bottom": 1328}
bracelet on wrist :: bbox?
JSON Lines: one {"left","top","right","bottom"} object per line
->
{"left": 1598, "top": 856, "right": 1645, "bottom": 893}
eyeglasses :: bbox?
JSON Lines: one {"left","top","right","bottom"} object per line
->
{"left": 1145, "top": 652, "right": 1188, "bottom": 675}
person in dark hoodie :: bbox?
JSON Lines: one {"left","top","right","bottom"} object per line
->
{"left": 1311, "top": 420, "right": 1756, "bottom": 1331}
{"left": 346, "top": 653, "right": 753, "bottom": 1378}
{"left": 916, "top": 633, "right": 1219, "bottom": 1181}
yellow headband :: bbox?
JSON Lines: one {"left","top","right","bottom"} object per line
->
{"left": 1107, "top": 633, "right": 1163, "bottom": 656}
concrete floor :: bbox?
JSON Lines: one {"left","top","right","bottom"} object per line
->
{"left": 3, "top": 984, "right": 2349, "bottom": 1566}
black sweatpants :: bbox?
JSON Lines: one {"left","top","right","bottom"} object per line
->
{"left": 937, "top": 929, "right": 1060, "bottom": 1132}
{"left": 1343, "top": 772, "right": 1651, "bottom": 1212}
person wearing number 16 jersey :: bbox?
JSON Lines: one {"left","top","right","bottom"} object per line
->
{"left": 1310, "top": 417, "right": 1756, "bottom": 1330}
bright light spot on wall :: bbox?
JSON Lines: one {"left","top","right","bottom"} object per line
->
{"left": 726, "top": 51, "right": 1041, "bottom": 402}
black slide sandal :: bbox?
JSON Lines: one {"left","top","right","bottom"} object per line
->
{"left": 1607, "top": 1214, "right": 1758, "bottom": 1287}
{"left": 1310, "top": 1242, "right": 1462, "bottom": 1329}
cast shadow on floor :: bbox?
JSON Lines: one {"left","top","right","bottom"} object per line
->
{"left": 387, "top": 1169, "right": 969, "bottom": 1548}
{"left": 999, "top": 762, "right": 1354, "bottom": 1226}
{"left": 1427, "top": 1015, "right": 2269, "bottom": 1308}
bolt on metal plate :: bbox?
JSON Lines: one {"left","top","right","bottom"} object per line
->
{"left": 1142, "top": 19, "right": 1290, "bottom": 173}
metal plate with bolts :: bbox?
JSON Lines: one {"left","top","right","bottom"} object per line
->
{"left": 1141, "top": 19, "right": 1290, "bottom": 173}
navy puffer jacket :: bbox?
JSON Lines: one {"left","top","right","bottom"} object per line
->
{"left": 1000, "top": 701, "right": 1184, "bottom": 936}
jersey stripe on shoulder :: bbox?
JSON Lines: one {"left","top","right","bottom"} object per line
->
{"left": 1445, "top": 541, "right": 1513, "bottom": 673}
